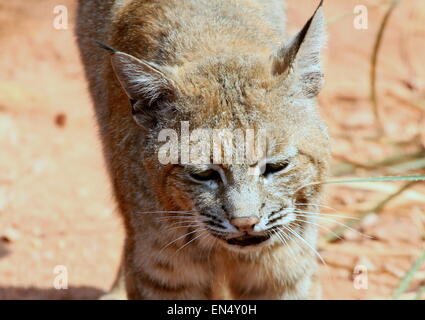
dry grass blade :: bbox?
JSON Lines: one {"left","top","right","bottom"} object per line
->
{"left": 332, "top": 150, "right": 425, "bottom": 176}
{"left": 415, "top": 286, "right": 425, "bottom": 300}
{"left": 388, "top": 157, "right": 425, "bottom": 173}
{"left": 393, "top": 250, "right": 425, "bottom": 300}
{"left": 324, "top": 181, "right": 419, "bottom": 242}
{"left": 370, "top": 0, "right": 403, "bottom": 137}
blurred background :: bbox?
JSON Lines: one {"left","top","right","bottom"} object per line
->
{"left": 0, "top": 0, "right": 424, "bottom": 300}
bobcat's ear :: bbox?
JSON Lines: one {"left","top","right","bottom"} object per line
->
{"left": 271, "top": 1, "right": 326, "bottom": 98}
{"left": 110, "top": 51, "right": 177, "bottom": 127}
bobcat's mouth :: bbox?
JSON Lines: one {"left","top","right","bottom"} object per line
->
{"left": 225, "top": 234, "right": 270, "bottom": 247}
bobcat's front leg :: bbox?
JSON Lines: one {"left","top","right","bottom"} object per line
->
{"left": 124, "top": 235, "right": 213, "bottom": 300}
{"left": 99, "top": 259, "right": 127, "bottom": 300}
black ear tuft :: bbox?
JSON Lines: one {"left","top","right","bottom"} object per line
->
{"left": 94, "top": 39, "right": 119, "bottom": 54}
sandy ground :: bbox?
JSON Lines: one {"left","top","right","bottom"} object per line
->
{"left": 0, "top": 0, "right": 424, "bottom": 300}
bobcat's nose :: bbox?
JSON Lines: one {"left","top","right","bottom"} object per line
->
{"left": 230, "top": 216, "right": 260, "bottom": 233}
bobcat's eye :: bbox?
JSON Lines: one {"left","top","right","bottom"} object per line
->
{"left": 190, "top": 169, "right": 221, "bottom": 182}
{"left": 262, "top": 162, "right": 290, "bottom": 177}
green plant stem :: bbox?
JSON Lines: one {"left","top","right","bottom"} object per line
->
{"left": 393, "top": 250, "right": 425, "bottom": 300}
{"left": 414, "top": 286, "right": 425, "bottom": 300}
{"left": 322, "top": 175, "right": 425, "bottom": 186}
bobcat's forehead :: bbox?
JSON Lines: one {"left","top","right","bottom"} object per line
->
{"left": 175, "top": 55, "right": 275, "bottom": 127}
{"left": 152, "top": 56, "right": 326, "bottom": 154}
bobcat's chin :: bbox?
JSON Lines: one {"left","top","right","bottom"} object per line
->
{"left": 210, "top": 231, "right": 273, "bottom": 251}
{"left": 226, "top": 234, "right": 271, "bottom": 247}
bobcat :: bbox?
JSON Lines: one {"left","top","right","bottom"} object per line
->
{"left": 76, "top": 0, "right": 330, "bottom": 299}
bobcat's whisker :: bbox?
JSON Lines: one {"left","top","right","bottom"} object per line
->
{"left": 176, "top": 231, "right": 209, "bottom": 253}
{"left": 155, "top": 216, "right": 202, "bottom": 222}
{"left": 295, "top": 218, "right": 343, "bottom": 240}
{"left": 267, "top": 208, "right": 358, "bottom": 228}
{"left": 278, "top": 225, "right": 333, "bottom": 277}
{"left": 294, "top": 181, "right": 324, "bottom": 194}
{"left": 160, "top": 228, "right": 209, "bottom": 253}
{"left": 159, "top": 219, "right": 207, "bottom": 231}
{"left": 277, "top": 225, "right": 327, "bottom": 266}
{"left": 292, "top": 213, "right": 371, "bottom": 239}
{"left": 294, "top": 202, "right": 338, "bottom": 212}
{"left": 273, "top": 228, "right": 302, "bottom": 260}
{"left": 208, "top": 230, "right": 228, "bottom": 239}
{"left": 164, "top": 219, "right": 205, "bottom": 230}
{"left": 292, "top": 209, "right": 360, "bottom": 220}
{"left": 205, "top": 234, "right": 217, "bottom": 265}
{"left": 158, "top": 216, "right": 203, "bottom": 222}
{"left": 165, "top": 224, "right": 203, "bottom": 232}
{"left": 271, "top": 229, "right": 287, "bottom": 247}
{"left": 136, "top": 210, "right": 196, "bottom": 215}
{"left": 281, "top": 229, "right": 300, "bottom": 259}
{"left": 206, "top": 226, "right": 227, "bottom": 234}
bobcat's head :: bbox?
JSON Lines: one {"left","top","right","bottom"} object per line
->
{"left": 108, "top": 3, "right": 330, "bottom": 251}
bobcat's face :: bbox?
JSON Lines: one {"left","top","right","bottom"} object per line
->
{"left": 138, "top": 53, "right": 330, "bottom": 251}
{"left": 108, "top": 5, "right": 329, "bottom": 251}
{"left": 171, "top": 147, "right": 327, "bottom": 251}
